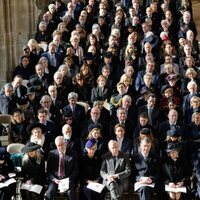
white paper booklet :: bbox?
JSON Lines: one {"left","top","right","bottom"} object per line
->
{"left": 87, "top": 182, "right": 105, "bottom": 193}
{"left": 134, "top": 182, "right": 155, "bottom": 191}
{"left": 20, "top": 183, "right": 43, "bottom": 194}
{"left": 0, "top": 178, "right": 16, "bottom": 189}
{"left": 58, "top": 178, "right": 69, "bottom": 193}
{"left": 165, "top": 185, "right": 187, "bottom": 193}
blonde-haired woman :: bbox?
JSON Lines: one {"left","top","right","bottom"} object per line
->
{"left": 82, "top": 124, "right": 107, "bottom": 156}
{"left": 182, "top": 67, "right": 200, "bottom": 94}
{"left": 21, "top": 142, "right": 46, "bottom": 200}
{"left": 120, "top": 74, "right": 133, "bottom": 93}
{"left": 27, "top": 38, "right": 44, "bottom": 57}
{"left": 124, "top": 43, "right": 136, "bottom": 61}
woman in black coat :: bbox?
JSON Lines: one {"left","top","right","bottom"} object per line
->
{"left": 21, "top": 142, "right": 46, "bottom": 200}
{"left": 162, "top": 142, "right": 191, "bottom": 200}
{"left": 8, "top": 109, "right": 29, "bottom": 144}
{"left": 79, "top": 139, "right": 103, "bottom": 200}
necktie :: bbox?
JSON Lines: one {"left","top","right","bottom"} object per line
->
{"left": 58, "top": 152, "right": 65, "bottom": 178}
{"left": 113, "top": 156, "right": 117, "bottom": 168}
{"left": 50, "top": 54, "right": 56, "bottom": 67}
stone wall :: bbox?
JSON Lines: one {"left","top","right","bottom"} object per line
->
{"left": 0, "top": 0, "right": 51, "bottom": 86}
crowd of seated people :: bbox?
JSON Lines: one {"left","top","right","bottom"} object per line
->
{"left": 0, "top": 0, "right": 200, "bottom": 199}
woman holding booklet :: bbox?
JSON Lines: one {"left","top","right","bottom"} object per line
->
{"left": 79, "top": 138, "right": 103, "bottom": 200}
{"left": 20, "top": 142, "right": 46, "bottom": 200}
{"left": 0, "top": 147, "right": 16, "bottom": 200}
{"left": 162, "top": 142, "right": 191, "bottom": 200}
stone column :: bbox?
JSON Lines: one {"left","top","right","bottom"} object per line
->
{"left": 0, "top": 0, "right": 51, "bottom": 86}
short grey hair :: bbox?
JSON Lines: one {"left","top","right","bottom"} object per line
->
{"left": 68, "top": 92, "right": 78, "bottom": 100}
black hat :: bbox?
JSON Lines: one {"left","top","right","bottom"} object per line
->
{"left": 161, "top": 85, "right": 173, "bottom": 94}
{"left": 27, "top": 123, "right": 46, "bottom": 135}
{"left": 140, "top": 86, "right": 150, "bottom": 95}
{"left": 85, "top": 138, "right": 97, "bottom": 148}
{"left": 166, "top": 142, "right": 180, "bottom": 152}
{"left": 21, "top": 142, "right": 41, "bottom": 153}
{"left": 26, "top": 87, "right": 35, "bottom": 95}
{"left": 29, "top": 78, "right": 42, "bottom": 87}
{"left": 88, "top": 123, "right": 102, "bottom": 132}
{"left": 143, "top": 35, "right": 159, "bottom": 49}
{"left": 167, "top": 128, "right": 181, "bottom": 137}
{"left": 0, "top": 147, "right": 10, "bottom": 160}
{"left": 166, "top": 73, "right": 180, "bottom": 81}
{"left": 16, "top": 98, "right": 28, "bottom": 105}
{"left": 140, "top": 128, "right": 152, "bottom": 135}
{"left": 82, "top": 53, "right": 93, "bottom": 60}
{"left": 22, "top": 45, "right": 30, "bottom": 51}
{"left": 102, "top": 51, "right": 113, "bottom": 58}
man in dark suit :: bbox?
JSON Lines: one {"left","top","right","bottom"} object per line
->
{"left": 41, "top": 42, "right": 62, "bottom": 69}
{"left": 109, "top": 107, "right": 134, "bottom": 139}
{"left": 158, "top": 109, "right": 184, "bottom": 142}
{"left": 46, "top": 136, "right": 78, "bottom": 200}
{"left": 29, "top": 63, "right": 52, "bottom": 92}
{"left": 48, "top": 85, "right": 66, "bottom": 112}
{"left": 63, "top": 92, "right": 86, "bottom": 138}
{"left": 61, "top": 124, "right": 81, "bottom": 154}
{"left": 113, "top": 123, "right": 132, "bottom": 156}
{"left": 12, "top": 75, "right": 27, "bottom": 98}
{"left": 0, "top": 83, "right": 17, "bottom": 114}
{"left": 37, "top": 108, "right": 57, "bottom": 154}
{"left": 132, "top": 137, "right": 161, "bottom": 200}
{"left": 138, "top": 93, "right": 160, "bottom": 131}
{"left": 81, "top": 106, "right": 107, "bottom": 139}
{"left": 100, "top": 140, "right": 131, "bottom": 200}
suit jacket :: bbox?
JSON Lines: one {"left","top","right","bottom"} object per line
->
{"left": 100, "top": 151, "right": 131, "bottom": 191}
{"left": 158, "top": 120, "right": 183, "bottom": 142}
{"left": 0, "top": 94, "right": 17, "bottom": 114}
{"left": 138, "top": 105, "right": 160, "bottom": 130}
{"left": 63, "top": 104, "right": 86, "bottom": 131}
{"left": 109, "top": 119, "right": 134, "bottom": 139}
{"left": 47, "top": 148, "right": 78, "bottom": 189}
{"left": 113, "top": 136, "right": 132, "bottom": 156}
{"left": 63, "top": 104, "right": 86, "bottom": 137}
{"left": 183, "top": 93, "right": 200, "bottom": 116}
{"left": 81, "top": 118, "right": 108, "bottom": 139}
{"left": 132, "top": 152, "right": 160, "bottom": 183}
{"left": 41, "top": 52, "right": 62, "bottom": 69}
{"left": 13, "top": 85, "right": 27, "bottom": 98}
{"left": 135, "top": 70, "right": 160, "bottom": 92}
{"left": 91, "top": 86, "right": 110, "bottom": 102}
{"left": 30, "top": 73, "right": 52, "bottom": 91}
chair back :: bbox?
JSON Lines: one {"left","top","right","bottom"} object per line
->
{"left": 7, "top": 143, "right": 25, "bottom": 168}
